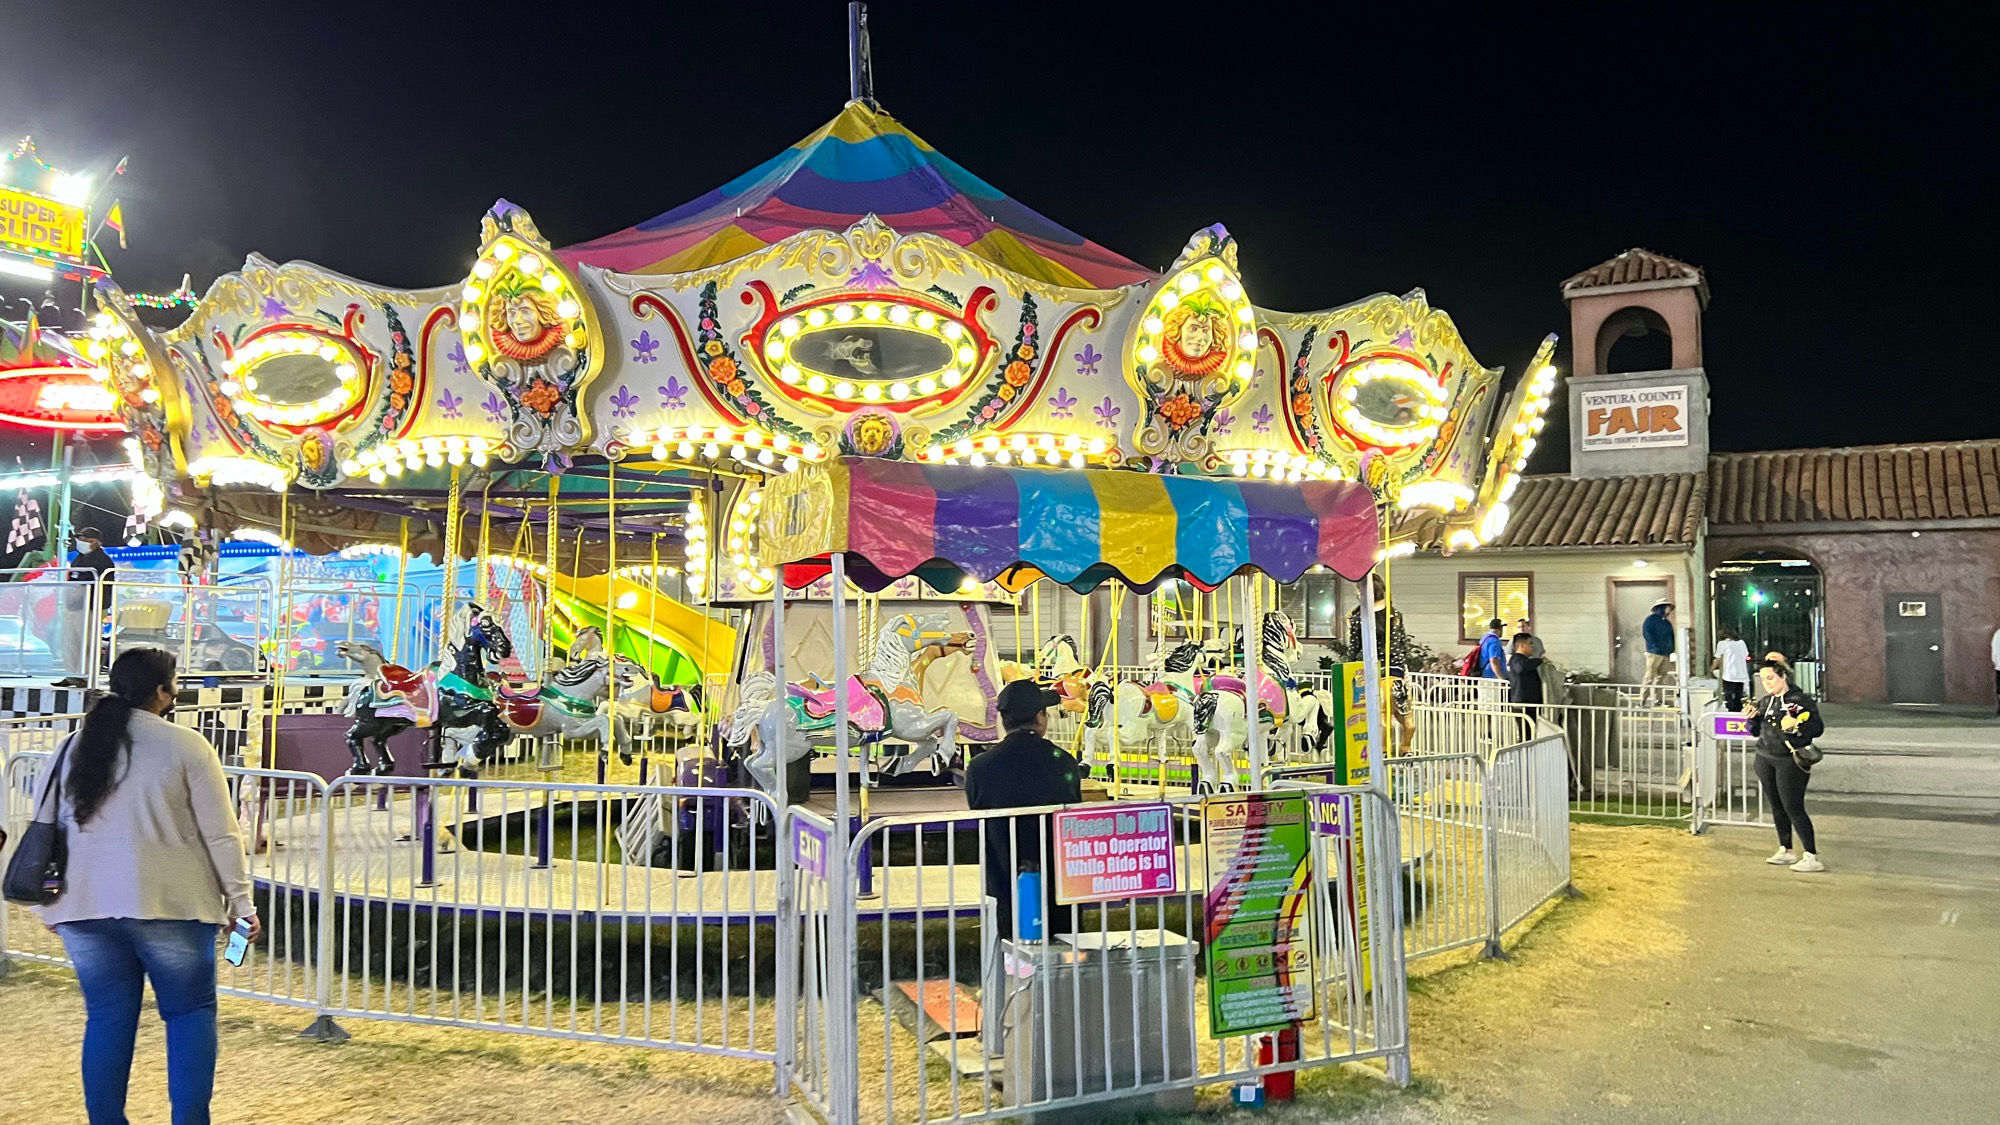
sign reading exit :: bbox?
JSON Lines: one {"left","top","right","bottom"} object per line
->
{"left": 1712, "top": 713, "right": 1754, "bottom": 741}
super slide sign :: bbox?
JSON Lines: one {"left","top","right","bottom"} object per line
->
{"left": 0, "top": 185, "right": 85, "bottom": 260}
{"left": 1052, "top": 802, "right": 1177, "bottom": 903}
{"left": 1580, "top": 384, "right": 1688, "bottom": 450}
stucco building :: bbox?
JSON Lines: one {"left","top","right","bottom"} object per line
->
{"left": 1387, "top": 250, "right": 2000, "bottom": 706}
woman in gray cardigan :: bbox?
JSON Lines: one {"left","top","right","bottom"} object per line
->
{"left": 32, "top": 647, "right": 258, "bottom": 1125}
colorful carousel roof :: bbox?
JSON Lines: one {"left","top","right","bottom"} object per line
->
{"left": 759, "top": 457, "right": 1379, "bottom": 593}
{"left": 558, "top": 102, "right": 1155, "bottom": 291}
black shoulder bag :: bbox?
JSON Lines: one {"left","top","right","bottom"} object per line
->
{"left": 3, "top": 739, "right": 73, "bottom": 906}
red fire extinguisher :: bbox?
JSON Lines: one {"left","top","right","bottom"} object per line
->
{"left": 1258, "top": 1025, "right": 1301, "bottom": 1101}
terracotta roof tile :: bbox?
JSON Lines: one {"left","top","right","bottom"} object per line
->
{"left": 1477, "top": 472, "right": 1705, "bottom": 550}
{"left": 1561, "top": 248, "right": 1709, "bottom": 302}
{"left": 1708, "top": 441, "right": 2000, "bottom": 526}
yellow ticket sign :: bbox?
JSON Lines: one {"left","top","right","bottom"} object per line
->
{"left": 0, "top": 186, "right": 85, "bottom": 260}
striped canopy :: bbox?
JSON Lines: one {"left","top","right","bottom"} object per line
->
{"left": 558, "top": 103, "right": 1155, "bottom": 291}
{"left": 759, "top": 459, "right": 1379, "bottom": 593}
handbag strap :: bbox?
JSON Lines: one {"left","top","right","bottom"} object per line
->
{"left": 31, "top": 732, "right": 77, "bottom": 826}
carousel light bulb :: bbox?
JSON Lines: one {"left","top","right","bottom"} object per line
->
{"left": 995, "top": 450, "right": 1013, "bottom": 465}
{"left": 1020, "top": 449, "right": 1038, "bottom": 465}
{"left": 861, "top": 383, "right": 882, "bottom": 402}
{"left": 1139, "top": 345, "right": 1159, "bottom": 364}
{"left": 369, "top": 469, "right": 388, "bottom": 484}
{"left": 829, "top": 304, "right": 854, "bottom": 323}
{"left": 833, "top": 381, "right": 855, "bottom": 399}
{"left": 955, "top": 345, "right": 975, "bottom": 364}
{"left": 1237, "top": 333, "right": 1257, "bottom": 351}
{"left": 888, "top": 382, "right": 910, "bottom": 400}
{"left": 556, "top": 299, "right": 579, "bottom": 319}
{"left": 969, "top": 451, "right": 988, "bottom": 467}
{"left": 1009, "top": 434, "right": 1028, "bottom": 450}
{"left": 651, "top": 443, "right": 668, "bottom": 459}
{"left": 703, "top": 442, "right": 720, "bottom": 459}
{"left": 448, "top": 450, "right": 465, "bottom": 466}
{"left": 1204, "top": 263, "right": 1226, "bottom": 282}
{"left": 915, "top": 310, "right": 937, "bottom": 330}
{"left": 1088, "top": 437, "right": 1107, "bottom": 455}
{"left": 1236, "top": 306, "right": 1254, "bottom": 322}
{"left": 764, "top": 339, "right": 786, "bottom": 360}
{"left": 801, "top": 442, "right": 822, "bottom": 459}
{"left": 806, "top": 374, "right": 829, "bottom": 394}
{"left": 472, "top": 260, "right": 494, "bottom": 279}
{"left": 120, "top": 340, "right": 139, "bottom": 356}
{"left": 1234, "top": 359, "right": 1252, "bottom": 378}
{"left": 782, "top": 456, "right": 798, "bottom": 472}
{"left": 861, "top": 304, "right": 883, "bottom": 321}
{"left": 565, "top": 330, "right": 583, "bottom": 348}
{"left": 461, "top": 284, "right": 483, "bottom": 303}
{"left": 778, "top": 317, "right": 801, "bottom": 338}
{"left": 464, "top": 343, "right": 485, "bottom": 365}
{"left": 730, "top": 444, "right": 747, "bottom": 459}
{"left": 219, "top": 380, "right": 241, "bottom": 396}
{"left": 1069, "top": 453, "right": 1085, "bottom": 468}
{"left": 887, "top": 305, "right": 911, "bottom": 324}
{"left": 336, "top": 364, "right": 357, "bottom": 382}
{"left": 918, "top": 377, "right": 939, "bottom": 394}
{"left": 516, "top": 253, "right": 542, "bottom": 274}
{"left": 757, "top": 448, "right": 775, "bottom": 466}
{"left": 341, "top": 459, "right": 361, "bottom": 476}
{"left": 1144, "top": 316, "right": 1163, "bottom": 334}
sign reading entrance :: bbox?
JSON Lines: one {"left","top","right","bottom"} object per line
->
{"left": 1203, "top": 792, "right": 1316, "bottom": 1037}
{"left": 1051, "top": 802, "right": 1176, "bottom": 903}
{"left": 1580, "top": 384, "right": 1688, "bottom": 450}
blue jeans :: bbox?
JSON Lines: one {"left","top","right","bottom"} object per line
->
{"left": 56, "top": 918, "right": 220, "bottom": 1125}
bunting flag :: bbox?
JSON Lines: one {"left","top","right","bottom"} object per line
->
{"left": 7, "top": 490, "right": 43, "bottom": 553}
{"left": 103, "top": 201, "right": 127, "bottom": 250}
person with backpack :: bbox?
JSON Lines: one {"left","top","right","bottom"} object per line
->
{"left": 1742, "top": 658, "right": 1826, "bottom": 873}
{"left": 26, "top": 647, "right": 258, "bottom": 1123}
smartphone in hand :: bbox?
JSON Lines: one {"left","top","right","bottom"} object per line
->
{"left": 224, "top": 917, "right": 255, "bottom": 967}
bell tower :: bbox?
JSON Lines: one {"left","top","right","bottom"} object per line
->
{"left": 1560, "top": 248, "right": 1711, "bottom": 478}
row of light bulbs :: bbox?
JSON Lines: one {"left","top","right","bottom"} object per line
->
{"left": 189, "top": 456, "right": 291, "bottom": 492}
{"left": 1451, "top": 363, "right": 1562, "bottom": 553}
{"left": 1222, "top": 449, "right": 1343, "bottom": 482}
{"left": 345, "top": 436, "right": 495, "bottom": 482}
{"left": 457, "top": 241, "right": 586, "bottom": 367}
{"left": 727, "top": 487, "right": 774, "bottom": 594}
{"left": 682, "top": 497, "right": 708, "bottom": 599}
{"left": 767, "top": 303, "right": 977, "bottom": 402}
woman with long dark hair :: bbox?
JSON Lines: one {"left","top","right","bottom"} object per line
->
{"left": 1742, "top": 658, "right": 1827, "bottom": 874}
{"left": 32, "top": 647, "right": 257, "bottom": 1124}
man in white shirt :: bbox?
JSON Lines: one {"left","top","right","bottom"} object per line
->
{"left": 1712, "top": 625, "right": 1752, "bottom": 712}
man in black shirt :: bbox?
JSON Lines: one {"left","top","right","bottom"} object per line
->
{"left": 57, "top": 528, "right": 117, "bottom": 686}
{"left": 965, "top": 681, "right": 1082, "bottom": 942}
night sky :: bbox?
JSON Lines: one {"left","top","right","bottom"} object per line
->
{"left": 5, "top": 1, "right": 1996, "bottom": 480}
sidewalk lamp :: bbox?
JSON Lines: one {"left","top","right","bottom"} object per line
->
{"left": 1746, "top": 587, "right": 1765, "bottom": 651}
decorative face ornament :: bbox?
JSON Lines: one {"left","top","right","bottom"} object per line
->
{"left": 1160, "top": 298, "right": 1229, "bottom": 377}
{"left": 487, "top": 287, "right": 564, "bottom": 361}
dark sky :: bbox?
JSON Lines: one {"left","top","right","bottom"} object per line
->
{"left": 5, "top": 1, "right": 1996, "bottom": 476}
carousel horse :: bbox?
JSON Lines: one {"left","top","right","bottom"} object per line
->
{"left": 493, "top": 650, "right": 616, "bottom": 753}
{"left": 607, "top": 658, "right": 706, "bottom": 765}
{"left": 999, "top": 634, "right": 1093, "bottom": 714}
{"left": 779, "top": 612, "right": 965, "bottom": 779}
{"left": 1189, "top": 612, "right": 1333, "bottom": 791}
{"left": 335, "top": 637, "right": 501, "bottom": 775}
{"left": 1079, "top": 641, "right": 1209, "bottom": 777}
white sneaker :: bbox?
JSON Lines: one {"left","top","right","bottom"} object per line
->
{"left": 1790, "top": 853, "right": 1826, "bottom": 873}
{"left": 1766, "top": 848, "right": 1797, "bottom": 865}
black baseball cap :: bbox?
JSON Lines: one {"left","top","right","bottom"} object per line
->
{"left": 996, "top": 681, "right": 1061, "bottom": 725}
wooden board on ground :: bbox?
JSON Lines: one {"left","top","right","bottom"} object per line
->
{"left": 886, "top": 979, "right": 982, "bottom": 1042}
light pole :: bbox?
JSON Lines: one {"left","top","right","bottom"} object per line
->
{"left": 1747, "top": 587, "right": 1765, "bottom": 653}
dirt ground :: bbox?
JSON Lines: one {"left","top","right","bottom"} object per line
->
{"left": 6, "top": 802, "right": 1995, "bottom": 1125}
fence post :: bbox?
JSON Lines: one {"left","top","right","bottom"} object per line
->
{"left": 773, "top": 801, "right": 796, "bottom": 1098}
{"left": 300, "top": 778, "right": 349, "bottom": 1042}
{"left": 1480, "top": 751, "right": 1507, "bottom": 960}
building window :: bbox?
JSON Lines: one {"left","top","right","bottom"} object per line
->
{"left": 1459, "top": 573, "right": 1533, "bottom": 644}
{"left": 1278, "top": 574, "right": 1343, "bottom": 642}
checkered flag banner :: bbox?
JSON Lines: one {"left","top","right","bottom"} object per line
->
{"left": 7, "top": 491, "right": 42, "bottom": 553}
{"left": 124, "top": 508, "right": 149, "bottom": 544}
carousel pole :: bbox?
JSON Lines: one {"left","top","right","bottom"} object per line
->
{"left": 1243, "top": 575, "right": 1265, "bottom": 790}
{"left": 600, "top": 461, "right": 618, "bottom": 787}
{"left": 389, "top": 517, "right": 410, "bottom": 665}
{"left": 769, "top": 557, "right": 787, "bottom": 815}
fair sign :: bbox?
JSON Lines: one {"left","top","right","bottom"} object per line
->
{"left": 793, "top": 817, "right": 830, "bottom": 878}
{"left": 1052, "top": 802, "right": 1177, "bottom": 904}
{"left": 1580, "top": 384, "right": 1688, "bottom": 450}
{"left": 1712, "top": 713, "right": 1754, "bottom": 741}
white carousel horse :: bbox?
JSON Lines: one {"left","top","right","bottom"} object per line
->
{"left": 1188, "top": 611, "right": 1336, "bottom": 792}
{"left": 782, "top": 612, "right": 966, "bottom": 779}
{"left": 1080, "top": 641, "right": 1210, "bottom": 778}
{"left": 606, "top": 658, "right": 705, "bottom": 764}
{"left": 488, "top": 657, "right": 616, "bottom": 768}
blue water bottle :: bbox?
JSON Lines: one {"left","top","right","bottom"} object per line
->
{"left": 1015, "top": 870, "right": 1044, "bottom": 941}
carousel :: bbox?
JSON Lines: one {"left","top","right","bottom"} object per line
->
{"left": 84, "top": 92, "right": 1555, "bottom": 836}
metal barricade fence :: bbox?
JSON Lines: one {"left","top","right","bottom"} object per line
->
{"left": 315, "top": 774, "right": 785, "bottom": 1063}
{"left": 109, "top": 579, "right": 270, "bottom": 682}
{"left": 838, "top": 787, "right": 1411, "bottom": 1125}
{"left": 1407, "top": 672, "right": 1507, "bottom": 709}
{"left": 784, "top": 807, "right": 845, "bottom": 1122}
{"left": 1486, "top": 733, "right": 1574, "bottom": 933}
{"left": 1548, "top": 700, "right": 1691, "bottom": 823}
{"left": 0, "top": 573, "right": 100, "bottom": 682}
{"left": 1691, "top": 709, "right": 1771, "bottom": 831}
{"left": 1388, "top": 753, "right": 1492, "bottom": 961}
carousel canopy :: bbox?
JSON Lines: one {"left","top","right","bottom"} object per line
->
{"left": 759, "top": 457, "right": 1378, "bottom": 593}
{"left": 557, "top": 102, "right": 1155, "bottom": 290}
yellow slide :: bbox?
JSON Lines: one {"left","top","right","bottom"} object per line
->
{"left": 546, "top": 574, "right": 735, "bottom": 685}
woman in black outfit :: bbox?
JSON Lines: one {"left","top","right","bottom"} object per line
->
{"left": 1743, "top": 659, "right": 1825, "bottom": 873}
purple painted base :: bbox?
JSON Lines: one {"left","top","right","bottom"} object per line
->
{"left": 270, "top": 714, "right": 432, "bottom": 781}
